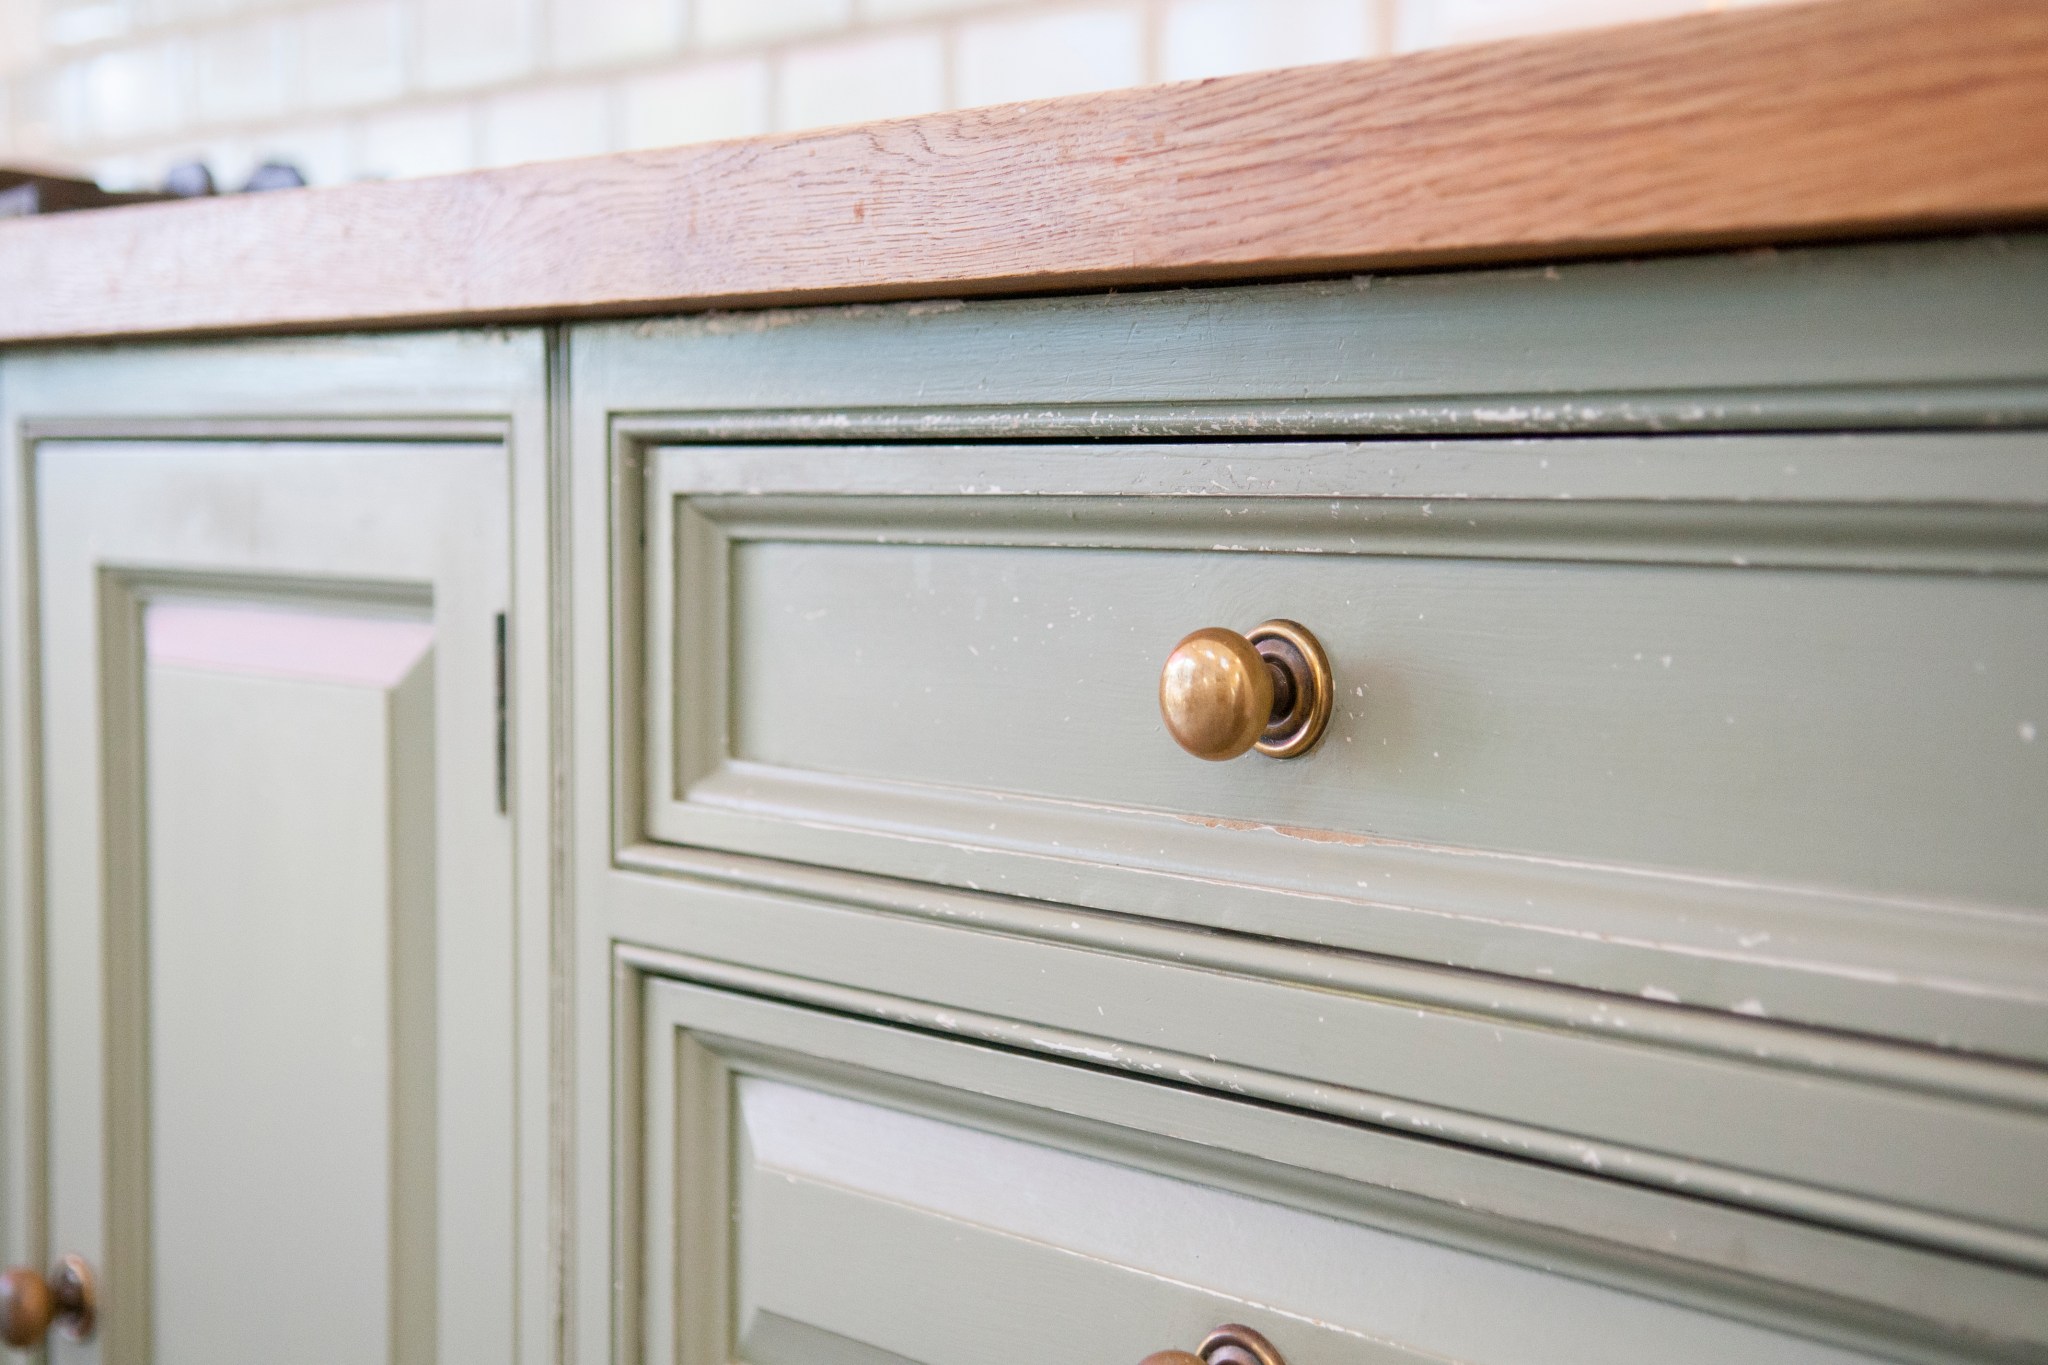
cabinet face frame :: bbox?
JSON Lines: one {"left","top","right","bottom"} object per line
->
{"left": 565, "top": 235, "right": 2048, "bottom": 1365}
{"left": 0, "top": 330, "right": 560, "bottom": 1365}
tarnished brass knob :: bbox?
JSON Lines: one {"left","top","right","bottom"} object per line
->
{"left": 1141, "top": 1324, "right": 1287, "bottom": 1365}
{"left": 0, "top": 1255, "right": 96, "bottom": 1348}
{"left": 1159, "top": 620, "right": 1332, "bottom": 761}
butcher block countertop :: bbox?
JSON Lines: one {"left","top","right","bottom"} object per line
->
{"left": 3, "top": 0, "right": 2046, "bottom": 345}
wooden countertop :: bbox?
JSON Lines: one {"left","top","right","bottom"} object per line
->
{"left": 4, "top": 0, "right": 2046, "bottom": 345}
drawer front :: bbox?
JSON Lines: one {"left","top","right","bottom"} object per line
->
{"left": 631, "top": 434, "right": 2048, "bottom": 1059}
{"left": 629, "top": 965, "right": 2048, "bottom": 1365}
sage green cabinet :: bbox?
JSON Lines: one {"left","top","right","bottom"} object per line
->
{"left": 569, "top": 234, "right": 2048, "bottom": 1365}
{"left": 0, "top": 335, "right": 555, "bottom": 1365}
{"left": 4, "top": 232, "right": 2047, "bottom": 1365}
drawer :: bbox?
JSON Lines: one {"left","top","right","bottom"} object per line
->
{"left": 628, "top": 432, "right": 2048, "bottom": 1059}
{"left": 626, "top": 962, "right": 2048, "bottom": 1365}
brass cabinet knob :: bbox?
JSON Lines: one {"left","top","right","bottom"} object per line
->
{"left": 0, "top": 1255, "right": 96, "bottom": 1348}
{"left": 1141, "top": 1324, "right": 1287, "bottom": 1365}
{"left": 1159, "top": 620, "right": 1332, "bottom": 761}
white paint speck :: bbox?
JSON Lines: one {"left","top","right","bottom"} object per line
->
{"left": 1640, "top": 986, "right": 1680, "bottom": 1003}
{"left": 2023, "top": 722, "right": 2038, "bottom": 743}
{"left": 1733, "top": 999, "right": 1769, "bottom": 1017}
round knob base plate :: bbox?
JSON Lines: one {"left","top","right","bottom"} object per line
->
{"left": 1245, "top": 621, "right": 1331, "bottom": 759}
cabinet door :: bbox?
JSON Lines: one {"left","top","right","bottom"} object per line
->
{"left": 34, "top": 438, "right": 513, "bottom": 1365}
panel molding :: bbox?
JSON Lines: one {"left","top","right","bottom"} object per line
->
{"left": 619, "top": 948, "right": 2048, "bottom": 1365}
{"left": 620, "top": 434, "right": 2048, "bottom": 1063}
{"left": 615, "top": 939, "right": 2048, "bottom": 1272}
{"left": 606, "top": 384, "right": 2048, "bottom": 444}
{"left": 20, "top": 417, "right": 512, "bottom": 444}
{"left": 690, "top": 495, "right": 2048, "bottom": 575}
{"left": 89, "top": 571, "right": 446, "bottom": 1362}
{"left": 94, "top": 569, "right": 150, "bottom": 1365}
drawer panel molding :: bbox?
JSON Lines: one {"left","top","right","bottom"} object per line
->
{"left": 611, "top": 920, "right": 2048, "bottom": 1276}
{"left": 615, "top": 945, "right": 2048, "bottom": 1364}
{"left": 620, "top": 435, "right": 2048, "bottom": 1061}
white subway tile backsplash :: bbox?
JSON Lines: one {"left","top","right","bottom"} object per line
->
{"left": 1393, "top": 0, "right": 1715, "bottom": 50}
{"left": 954, "top": 4, "right": 1145, "bottom": 107}
{"left": 697, "top": 0, "right": 850, "bottom": 49}
{"left": 478, "top": 80, "right": 610, "bottom": 166}
{"left": 621, "top": 56, "right": 769, "bottom": 148}
{"left": 356, "top": 100, "right": 473, "bottom": 177}
{"left": 191, "top": 17, "right": 290, "bottom": 124}
{"left": 26, "top": 60, "right": 92, "bottom": 146}
{"left": 85, "top": 39, "right": 185, "bottom": 139}
{"left": 297, "top": 0, "right": 401, "bottom": 109}
{"left": 1161, "top": 0, "right": 1377, "bottom": 81}
{"left": 0, "top": 0, "right": 1774, "bottom": 184}
{"left": 42, "top": 0, "right": 130, "bottom": 48}
{"left": 143, "top": 0, "right": 269, "bottom": 27}
{"left": 774, "top": 27, "right": 942, "bottom": 131}
{"left": 0, "top": 0, "right": 44, "bottom": 76}
{"left": 547, "top": 0, "right": 683, "bottom": 71}
{"left": 415, "top": 0, "right": 539, "bottom": 90}
{"left": 856, "top": 0, "right": 1005, "bottom": 22}
{"left": 250, "top": 115, "right": 352, "bottom": 182}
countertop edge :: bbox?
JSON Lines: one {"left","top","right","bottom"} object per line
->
{"left": 5, "top": 0, "right": 2047, "bottom": 345}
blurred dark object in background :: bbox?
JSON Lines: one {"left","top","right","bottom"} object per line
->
{"left": 0, "top": 159, "right": 309, "bottom": 217}
{"left": 161, "top": 161, "right": 215, "bottom": 198}
{"left": 162, "top": 159, "right": 306, "bottom": 196}
{"left": 241, "top": 162, "right": 307, "bottom": 192}
{"left": 0, "top": 169, "right": 171, "bottom": 218}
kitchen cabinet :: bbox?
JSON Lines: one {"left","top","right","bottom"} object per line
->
{"left": 0, "top": 334, "right": 556, "bottom": 1364}
{"left": 2, "top": 234, "right": 2043, "bottom": 1365}
{"left": 0, "top": 8, "right": 2043, "bottom": 1359}
{"left": 565, "top": 234, "right": 2048, "bottom": 1365}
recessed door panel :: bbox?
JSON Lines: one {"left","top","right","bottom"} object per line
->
{"left": 144, "top": 604, "right": 436, "bottom": 1365}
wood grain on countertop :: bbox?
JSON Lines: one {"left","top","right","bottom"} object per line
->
{"left": 4, "top": 0, "right": 2047, "bottom": 344}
